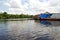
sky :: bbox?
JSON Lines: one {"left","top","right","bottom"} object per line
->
{"left": 0, "top": 0, "right": 60, "bottom": 15}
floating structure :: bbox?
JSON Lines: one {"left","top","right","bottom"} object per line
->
{"left": 34, "top": 12, "right": 60, "bottom": 21}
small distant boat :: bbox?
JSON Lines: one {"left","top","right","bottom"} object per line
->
{"left": 34, "top": 12, "right": 60, "bottom": 21}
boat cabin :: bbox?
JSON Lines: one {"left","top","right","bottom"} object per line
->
{"left": 39, "top": 13, "right": 52, "bottom": 19}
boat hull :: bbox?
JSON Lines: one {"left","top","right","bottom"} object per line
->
{"left": 39, "top": 18, "right": 60, "bottom": 21}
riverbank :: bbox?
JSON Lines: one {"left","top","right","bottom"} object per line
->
{"left": 0, "top": 12, "right": 34, "bottom": 19}
{"left": 0, "top": 18, "right": 34, "bottom": 21}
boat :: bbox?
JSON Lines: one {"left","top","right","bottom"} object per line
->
{"left": 34, "top": 12, "right": 60, "bottom": 21}
{"left": 39, "top": 18, "right": 60, "bottom": 21}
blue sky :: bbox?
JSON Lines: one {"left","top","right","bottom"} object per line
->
{"left": 0, "top": 0, "right": 60, "bottom": 15}
{"left": 0, "top": 0, "right": 8, "bottom": 11}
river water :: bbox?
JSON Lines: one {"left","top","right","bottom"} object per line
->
{"left": 0, "top": 20, "right": 60, "bottom": 40}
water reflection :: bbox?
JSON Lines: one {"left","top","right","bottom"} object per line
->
{"left": 35, "top": 20, "right": 60, "bottom": 26}
{"left": 35, "top": 35, "right": 52, "bottom": 40}
{"left": 0, "top": 21, "right": 8, "bottom": 40}
{"left": 40, "top": 21, "right": 51, "bottom": 26}
{"left": 0, "top": 20, "right": 60, "bottom": 40}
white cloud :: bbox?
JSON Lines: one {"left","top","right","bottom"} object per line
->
{"left": 4, "top": 2, "right": 11, "bottom": 7}
{"left": 8, "top": 8, "right": 24, "bottom": 14}
{"left": 1, "top": 0, "right": 60, "bottom": 15}
{"left": 7, "top": 0, "right": 25, "bottom": 14}
{"left": 49, "top": 0, "right": 60, "bottom": 7}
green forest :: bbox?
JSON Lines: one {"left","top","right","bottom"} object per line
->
{"left": 0, "top": 12, "right": 34, "bottom": 19}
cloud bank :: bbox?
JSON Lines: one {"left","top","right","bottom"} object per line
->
{"left": 0, "top": 0, "right": 60, "bottom": 15}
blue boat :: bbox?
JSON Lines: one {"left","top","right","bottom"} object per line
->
{"left": 34, "top": 12, "right": 60, "bottom": 21}
{"left": 39, "top": 13, "right": 52, "bottom": 19}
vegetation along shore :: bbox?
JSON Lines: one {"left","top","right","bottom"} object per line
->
{"left": 0, "top": 12, "right": 34, "bottom": 19}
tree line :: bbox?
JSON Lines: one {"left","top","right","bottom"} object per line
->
{"left": 0, "top": 12, "right": 34, "bottom": 19}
